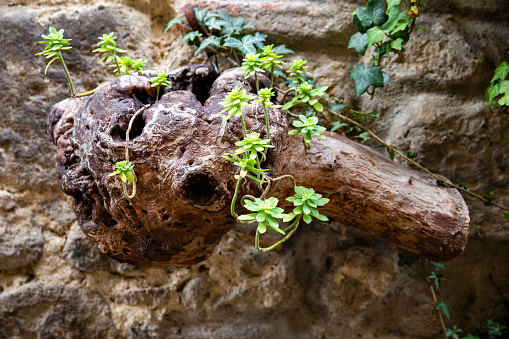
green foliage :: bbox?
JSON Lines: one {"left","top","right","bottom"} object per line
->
{"left": 397, "top": 251, "right": 416, "bottom": 267}
{"left": 238, "top": 197, "right": 287, "bottom": 234}
{"left": 255, "top": 88, "right": 280, "bottom": 109}
{"left": 485, "top": 57, "right": 509, "bottom": 112}
{"left": 220, "top": 87, "right": 256, "bottom": 121}
{"left": 35, "top": 26, "right": 75, "bottom": 96}
{"left": 222, "top": 153, "right": 268, "bottom": 183}
{"left": 35, "top": 27, "right": 72, "bottom": 74}
{"left": 482, "top": 190, "right": 497, "bottom": 206}
{"left": 194, "top": 35, "right": 221, "bottom": 56}
{"left": 224, "top": 35, "right": 266, "bottom": 55}
{"left": 378, "top": 144, "right": 397, "bottom": 161}
{"left": 108, "top": 56, "right": 147, "bottom": 76}
{"left": 164, "top": 17, "right": 182, "bottom": 35}
{"left": 241, "top": 53, "right": 266, "bottom": 78}
{"left": 283, "top": 186, "right": 330, "bottom": 224}
{"left": 503, "top": 211, "right": 509, "bottom": 219}
{"left": 282, "top": 81, "right": 328, "bottom": 113}
{"left": 93, "top": 32, "right": 127, "bottom": 63}
{"left": 348, "top": 32, "right": 369, "bottom": 55}
{"left": 216, "top": 10, "right": 254, "bottom": 36}
{"left": 446, "top": 326, "right": 463, "bottom": 339}
{"left": 350, "top": 64, "right": 384, "bottom": 98}
{"left": 349, "top": 0, "right": 423, "bottom": 97}
{"left": 150, "top": 71, "right": 171, "bottom": 101}
{"left": 425, "top": 260, "right": 446, "bottom": 271}
{"left": 179, "top": 31, "right": 203, "bottom": 46}
{"left": 150, "top": 71, "right": 171, "bottom": 88}
{"left": 288, "top": 115, "right": 327, "bottom": 144}
{"left": 406, "top": 151, "right": 418, "bottom": 159}
{"left": 482, "top": 319, "right": 507, "bottom": 337}
{"left": 287, "top": 59, "right": 313, "bottom": 84}
{"left": 234, "top": 132, "right": 274, "bottom": 161}
{"left": 109, "top": 161, "right": 135, "bottom": 183}
{"left": 429, "top": 271, "right": 445, "bottom": 289}
{"left": 436, "top": 301, "right": 451, "bottom": 320}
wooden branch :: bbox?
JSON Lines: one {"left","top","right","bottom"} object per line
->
{"left": 271, "top": 134, "right": 469, "bottom": 262}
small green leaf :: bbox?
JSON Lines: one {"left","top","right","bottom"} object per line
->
{"left": 350, "top": 64, "right": 384, "bottom": 98}
{"left": 491, "top": 61, "right": 509, "bottom": 83}
{"left": 367, "top": 26, "right": 385, "bottom": 47}
{"left": 436, "top": 301, "right": 450, "bottom": 319}
{"left": 387, "top": 0, "right": 401, "bottom": 8}
{"left": 503, "top": 211, "right": 509, "bottom": 219}
{"left": 499, "top": 80, "right": 509, "bottom": 94}
{"left": 164, "top": 17, "right": 182, "bottom": 35}
{"left": 484, "top": 82, "right": 501, "bottom": 106}
{"left": 273, "top": 44, "right": 295, "bottom": 55}
{"left": 406, "top": 151, "right": 418, "bottom": 159}
{"left": 356, "top": 0, "right": 388, "bottom": 27}
{"left": 390, "top": 37, "right": 404, "bottom": 50}
{"left": 348, "top": 32, "right": 369, "bottom": 55}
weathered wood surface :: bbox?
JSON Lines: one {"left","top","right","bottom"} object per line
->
{"left": 48, "top": 65, "right": 469, "bottom": 268}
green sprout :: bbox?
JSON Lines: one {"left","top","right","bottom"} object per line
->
{"left": 131, "top": 58, "right": 148, "bottom": 75}
{"left": 150, "top": 71, "right": 172, "bottom": 102}
{"left": 222, "top": 153, "right": 268, "bottom": 183}
{"left": 283, "top": 186, "right": 329, "bottom": 224}
{"left": 219, "top": 87, "right": 256, "bottom": 136}
{"left": 108, "top": 57, "right": 148, "bottom": 76}
{"left": 238, "top": 197, "right": 287, "bottom": 235}
{"left": 108, "top": 160, "right": 136, "bottom": 199}
{"left": 282, "top": 81, "right": 327, "bottom": 115}
{"left": 288, "top": 115, "right": 327, "bottom": 148}
{"left": 241, "top": 53, "right": 267, "bottom": 92}
{"left": 234, "top": 132, "right": 274, "bottom": 161}
{"left": 255, "top": 87, "right": 281, "bottom": 139}
{"left": 92, "top": 32, "right": 127, "bottom": 76}
{"left": 261, "top": 45, "right": 286, "bottom": 87}
{"left": 35, "top": 27, "right": 75, "bottom": 97}
{"left": 287, "top": 58, "right": 312, "bottom": 85}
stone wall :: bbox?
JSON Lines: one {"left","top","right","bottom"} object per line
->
{"left": 0, "top": 0, "right": 508, "bottom": 338}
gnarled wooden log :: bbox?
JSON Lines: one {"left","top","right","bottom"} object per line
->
{"left": 47, "top": 65, "right": 469, "bottom": 268}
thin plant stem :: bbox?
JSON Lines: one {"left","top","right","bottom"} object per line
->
{"left": 419, "top": 259, "right": 448, "bottom": 339}
{"left": 75, "top": 82, "right": 109, "bottom": 97}
{"left": 239, "top": 114, "right": 248, "bottom": 137}
{"left": 270, "top": 65, "right": 275, "bottom": 88}
{"left": 261, "top": 174, "right": 297, "bottom": 199}
{"left": 113, "top": 51, "right": 122, "bottom": 76}
{"left": 254, "top": 73, "right": 259, "bottom": 92}
{"left": 262, "top": 103, "right": 271, "bottom": 140}
{"left": 255, "top": 215, "right": 301, "bottom": 252}
{"left": 231, "top": 177, "right": 243, "bottom": 219}
{"left": 156, "top": 86, "right": 160, "bottom": 102}
{"left": 58, "top": 52, "right": 75, "bottom": 97}
{"left": 120, "top": 104, "right": 149, "bottom": 200}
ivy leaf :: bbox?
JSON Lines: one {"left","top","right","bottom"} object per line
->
{"left": 382, "top": 71, "right": 390, "bottom": 83}
{"left": 491, "top": 61, "right": 509, "bottom": 83}
{"left": 398, "top": 251, "right": 416, "bottom": 267}
{"left": 353, "top": 14, "right": 370, "bottom": 34}
{"left": 484, "top": 82, "right": 501, "bottom": 105}
{"left": 367, "top": 26, "right": 385, "bottom": 47}
{"left": 499, "top": 80, "right": 509, "bottom": 94}
{"left": 356, "top": 0, "right": 388, "bottom": 27}
{"left": 382, "top": 6, "right": 400, "bottom": 31}
{"left": 350, "top": 64, "right": 384, "bottom": 98}
{"left": 436, "top": 301, "right": 450, "bottom": 320}
{"left": 179, "top": 31, "right": 202, "bottom": 46}
{"left": 348, "top": 32, "right": 369, "bottom": 55}
{"left": 406, "top": 151, "right": 418, "bottom": 159}
{"left": 390, "top": 37, "right": 404, "bottom": 50}
{"left": 498, "top": 94, "right": 509, "bottom": 106}
{"left": 273, "top": 44, "right": 295, "bottom": 55}
{"left": 194, "top": 36, "right": 221, "bottom": 56}
{"left": 164, "top": 17, "right": 182, "bottom": 35}
{"left": 224, "top": 35, "right": 265, "bottom": 55}
{"left": 387, "top": 0, "right": 401, "bottom": 8}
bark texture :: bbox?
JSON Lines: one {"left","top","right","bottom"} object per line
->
{"left": 48, "top": 66, "right": 469, "bottom": 268}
